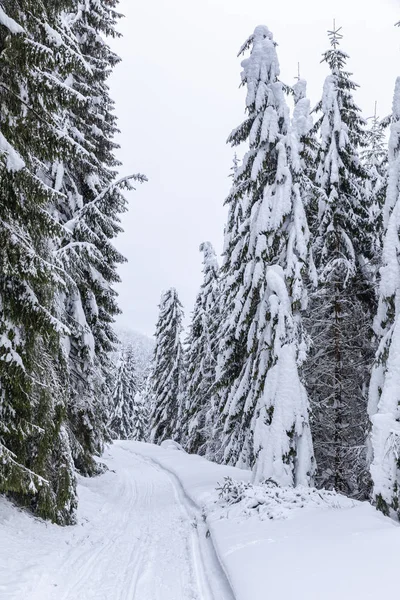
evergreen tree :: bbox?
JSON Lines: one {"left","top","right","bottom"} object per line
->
{"left": 293, "top": 77, "right": 318, "bottom": 187}
{"left": 0, "top": 0, "right": 81, "bottom": 523}
{"left": 305, "top": 27, "right": 375, "bottom": 498}
{"left": 369, "top": 77, "right": 400, "bottom": 517}
{"left": 292, "top": 77, "right": 320, "bottom": 246}
{"left": 49, "top": 1, "right": 146, "bottom": 474}
{"left": 361, "top": 105, "right": 388, "bottom": 265}
{"left": 0, "top": 0, "right": 144, "bottom": 521}
{"left": 149, "top": 289, "right": 184, "bottom": 444}
{"left": 215, "top": 25, "right": 314, "bottom": 486}
{"left": 181, "top": 242, "right": 220, "bottom": 455}
{"left": 109, "top": 345, "right": 138, "bottom": 439}
{"left": 212, "top": 157, "right": 250, "bottom": 460}
{"left": 131, "top": 390, "right": 149, "bottom": 443}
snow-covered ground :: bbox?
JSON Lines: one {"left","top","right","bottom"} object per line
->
{"left": 2, "top": 441, "right": 400, "bottom": 600}
{"left": 0, "top": 442, "right": 233, "bottom": 600}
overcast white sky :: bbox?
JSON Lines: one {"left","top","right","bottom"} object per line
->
{"left": 110, "top": 0, "right": 399, "bottom": 337}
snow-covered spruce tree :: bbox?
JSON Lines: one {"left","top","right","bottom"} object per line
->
{"left": 361, "top": 106, "right": 388, "bottom": 266}
{"left": 131, "top": 390, "right": 149, "bottom": 443}
{"left": 149, "top": 289, "right": 184, "bottom": 444}
{"left": 49, "top": 2, "right": 146, "bottom": 474}
{"left": 0, "top": 1, "right": 81, "bottom": 522}
{"left": 215, "top": 25, "right": 314, "bottom": 486}
{"left": 368, "top": 77, "right": 400, "bottom": 517}
{"left": 304, "top": 27, "right": 376, "bottom": 498}
{"left": 292, "top": 77, "right": 318, "bottom": 187}
{"left": 212, "top": 156, "right": 249, "bottom": 458}
{"left": 109, "top": 345, "right": 138, "bottom": 439}
{"left": 292, "top": 78, "right": 320, "bottom": 245}
{"left": 181, "top": 242, "right": 220, "bottom": 455}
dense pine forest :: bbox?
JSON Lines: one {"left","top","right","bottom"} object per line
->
{"left": 1, "top": 0, "right": 400, "bottom": 535}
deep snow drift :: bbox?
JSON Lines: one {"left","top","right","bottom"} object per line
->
{"left": 1, "top": 441, "right": 400, "bottom": 600}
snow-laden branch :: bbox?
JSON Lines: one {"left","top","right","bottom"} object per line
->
{"left": 0, "top": 444, "right": 49, "bottom": 487}
{"left": 0, "top": 82, "right": 59, "bottom": 132}
{"left": 0, "top": 7, "right": 24, "bottom": 34}
{"left": 64, "top": 174, "right": 148, "bottom": 233}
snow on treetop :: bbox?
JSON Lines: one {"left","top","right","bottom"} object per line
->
{"left": 199, "top": 241, "right": 219, "bottom": 272}
{"left": 240, "top": 25, "right": 280, "bottom": 112}
{"left": 293, "top": 78, "right": 307, "bottom": 103}
{"left": 238, "top": 24, "right": 273, "bottom": 56}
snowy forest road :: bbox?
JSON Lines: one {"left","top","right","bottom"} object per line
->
{"left": 2, "top": 442, "right": 235, "bottom": 600}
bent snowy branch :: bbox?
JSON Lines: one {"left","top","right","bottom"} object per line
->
{"left": 64, "top": 174, "right": 148, "bottom": 233}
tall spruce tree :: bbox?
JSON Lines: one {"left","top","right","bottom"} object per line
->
{"left": 130, "top": 391, "right": 149, "bottom": 443}
{"left": 215, "top": 25, "right": 314, "bottom": 486}
{"left": 361, "top": 105, "right": 388, "bottom": 265}
{"left": 369, "top": 77, "right": 400, "bottom": 517}
{"left": 149, "top": 289, "right": 184, "bottom": 444}
{"left": 212, "top": 157, "right": 250, "bottom": 460}
{"left": 49, "top": 1, "right": 145, "bottom": 474}
{"left": 305, "top": 26, "right": 375, "bottom": 498}
{"left": 181, "top": 242, "right": 220, "bottom": 455}
{"left": 0, "top": 0, "right": 144, "bottom": 521}
{"left": 109, "top": 345, "right": 138, "bottom": 439}
{"left": 0, "top": 0, "right": 81, "bottom": 523}
{"left": 292, "top": 77, "right": 320, "bottom": 247}
{"left": 293, "top": 77, "right": 318, "bottom": 186}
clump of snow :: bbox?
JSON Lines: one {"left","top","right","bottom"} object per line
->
{"left": 160, "top": 439, "right": 186, "bottom": 452}
{"left": 0, "top": 7, "right": 24, "bottom": 34}
{"left": 216, "top": 477, "right": 356, "bottom": 521}
{"left": 0, "top": 132, "right": 25, "bottom": 172}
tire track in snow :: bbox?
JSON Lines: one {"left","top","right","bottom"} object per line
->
{"left": 5, "top": 445, "right": 235, "bottom": 600}
{"left": 120, "top": 446, "right": 236, "bottom": 600}
{"left": 39, "top": 447, "right": 215, "bottom": 600}
{"left": 56, "top": 456, "right": 145, "bottom": 600}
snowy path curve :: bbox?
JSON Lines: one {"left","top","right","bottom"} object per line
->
{"left": 2, "top": 443, "right": 234, "bottom": 600}
{"left": 122, "top": 444, "right": 236, "bottom": 600}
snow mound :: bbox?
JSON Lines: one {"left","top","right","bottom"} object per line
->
{"left": 216, "top": 477, "right": 356, "bottom": 521}
{"left": 160, "top": 439, "right": 186, "bottom": 452}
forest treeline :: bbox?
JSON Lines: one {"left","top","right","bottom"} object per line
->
{"left": 1, "top": 1, "right": 400, "bottom": 524}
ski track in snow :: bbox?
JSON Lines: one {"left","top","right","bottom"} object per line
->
{"left": 1, "top": 443, "right": 233, "bottom": 600}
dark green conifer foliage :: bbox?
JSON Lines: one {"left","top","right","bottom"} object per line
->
{"left": 110, "top": 345, "right": 139, "bottom": 440}
{"left": 49, "top": 1, "right": 146, "bottom": 475}
{"left": 149, "top": 289, "right": 184, "bottom": 444}
{"left": 361, "top": 106, "right": 388, "bottom": 265}
{"left": 305, "top": 27, "right": 376, "bottom": 498}
{"left": 181, "top": 243, "right": 220, "bottom": 455}
{"left": 0, "top": 0, "right": 143, "bottom": 522}
{"left": 0, "top": 0, "right": 80, "bottom": 523}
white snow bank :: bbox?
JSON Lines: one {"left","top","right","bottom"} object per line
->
{"left": 130, "top": 441, "right": 400, "bottom": 600}
{"left": 216, "top": 476, "right": 355, "bottom": 521}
